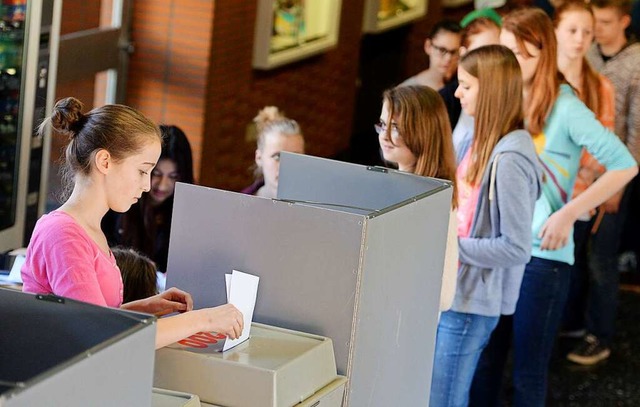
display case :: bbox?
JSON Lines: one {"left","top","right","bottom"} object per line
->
{"left": 252, "top": 0, "right": 342, "bottom": 70}
{"left": 362, "top": 0, "right": 428, "bottom": 34}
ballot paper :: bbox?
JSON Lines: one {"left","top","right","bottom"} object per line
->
{"left": 223, "top": 270, "right": 259, "bottom": 351}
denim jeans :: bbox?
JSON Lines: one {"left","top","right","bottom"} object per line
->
{"left": 430, "top": 310, "right": 499, "bottom": 407}
{"left": 584, "top": 189, "right": 631, "bottom": 346}
{"left": 562, "top": 219, "right": 592, "bottom": 331}
{"left": 470, "top": 257, "right": 572, "bottom": 407}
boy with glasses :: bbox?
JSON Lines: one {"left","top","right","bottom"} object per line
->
{"left": 400, "top": 20, "right": 461, "bottom": 91}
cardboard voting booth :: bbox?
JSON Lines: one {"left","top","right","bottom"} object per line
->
{"left": 165, "top": 153, "right": 452, "bottom": 406}
{"left": 0, "top": 288, "right": 156, "bottom": 407}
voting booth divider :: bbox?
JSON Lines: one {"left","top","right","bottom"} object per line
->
{"left": 0, "top": 288, "right": 157, "bottom": 406}
{"left": 159, "top": 153, "right": 452, "bottom": 406}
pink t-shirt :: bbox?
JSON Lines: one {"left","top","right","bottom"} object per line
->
{"left": 21, "top": 211, "right": 124, "bottom": 308}
{"left": 456, "top": 150, "right": 482, "bottom": 238}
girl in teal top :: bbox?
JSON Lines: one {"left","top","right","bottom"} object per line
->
{"left": 470, "top": 8, "right": 638, "bottom": 407}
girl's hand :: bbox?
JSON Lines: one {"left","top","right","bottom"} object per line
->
{"left": 538, "top": 206, "right": 577, "bottom": 251}
{"left": 124, "top": 287, "right": 194, "bottom": 316}
{"left": 197, "top": 304, "right": 244, "bottom": 339}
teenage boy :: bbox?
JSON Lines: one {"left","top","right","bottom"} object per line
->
{"left": 568, "top": 0, "right": 640, "bottom": 365}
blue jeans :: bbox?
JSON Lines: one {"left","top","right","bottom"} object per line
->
{"left": 470, "top": 257, "right": 572, "bottom": 407}
{"left": 584, "top": 189, "right": 631, "bottom": 346}
{"left": 430, "top": 310, "right": 499, "bottom": 407}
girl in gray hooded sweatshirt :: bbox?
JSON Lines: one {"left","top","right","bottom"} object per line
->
{"left": 430, "top": 45, "right": 543, "bottom": 407}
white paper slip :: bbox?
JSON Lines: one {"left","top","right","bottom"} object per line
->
{"left": 223, "top": 270, "right": 259, "bottom": 351}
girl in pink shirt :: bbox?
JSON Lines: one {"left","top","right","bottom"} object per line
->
{"left": 21, "top": 97, "right": 243, "bottom": 349}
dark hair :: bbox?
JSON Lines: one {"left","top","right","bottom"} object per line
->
{"left": 429, "top": 20, "right": 462, "bottom": 39}
{"left": 114, "top": 124, "right": 195, "bottom": 273}
{"left": 41, "top": 97, "right": 161, "bottom": 200}
{"left": 158, "top": 125, "right": 194, "bottom": 184}
{"left": 590, "top": 0, "right": 632, "bottom": 16}
{"left": 112, "top": 246, "right": 158, "bottom": 303}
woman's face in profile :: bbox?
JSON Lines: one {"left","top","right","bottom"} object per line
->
{"left": 149, "top": 158, "right": 179, "bottom": 205}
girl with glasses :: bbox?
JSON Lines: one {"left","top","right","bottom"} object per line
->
{"left": 377, "top": 85, "right": 458, "bottom": 314}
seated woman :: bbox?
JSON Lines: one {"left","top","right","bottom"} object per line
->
{"left": 103, "top": 125, "right": 193, "bottom": 273}
{"left": 242, "top": 106, "right": 305, "bottom": 199}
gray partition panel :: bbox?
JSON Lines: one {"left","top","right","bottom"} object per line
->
{"left": 278, "top": 152, "right": 448, "bottom": 212}
{"left": 166, "top": 184, "right": 364, "bottom": 374}
{"left": 347, "top": 190, "right": 451, "bottom": 406}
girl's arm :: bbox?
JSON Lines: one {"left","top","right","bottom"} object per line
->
{"left": 155, "top": 304, "right": 243, "bottom": 349}
{"left": 458, "top": 152, "right": 539, "bottom": 269}
{"left": 539, "top": 167, "right": 637, "bottom": 250}
{"left": 539, "top": 95, "right": 639, "bottom": 250}
{"left": 122, "top": 287, "right": 193, "bottom": 315}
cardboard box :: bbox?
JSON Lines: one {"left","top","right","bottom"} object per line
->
{"left": 155, "top": 323, "right": 338, "bottom": 407}
{"left": 0, "top": 288, "right": 156, "bottom": 407}
{"left": 152, "top": 388, "right": 201, "bottom": 407}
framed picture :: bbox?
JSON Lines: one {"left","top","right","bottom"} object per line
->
{"left": 362, "top": 0, "right": 428, "bottom": 34}
{"left": 253, "top": 0, "right": 343, "bottom": 70}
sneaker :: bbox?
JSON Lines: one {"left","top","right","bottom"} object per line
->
{"left": 566, "top": 334, "right": 611, "bottom": 365}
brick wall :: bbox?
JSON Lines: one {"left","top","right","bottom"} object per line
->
{"left": 200, "top": 0, "right": 367, "bottom": 190}
{"left": 126, "top": 0, "right": 214, "bottom": 181}
{"left": 123, "top": 0, "right": 449, "bottom": 191}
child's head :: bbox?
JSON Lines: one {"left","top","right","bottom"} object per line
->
{"left": 253, "top": 106, "right": 305, "bottom": 195}
{"left": 501, "top": 8, "right": 560, "bottom": 135}
{"left": 590, "top": 0, "right": 632, "bottom": 46}
{"left": 554, "top": 0, "right": 595, "bottom": 60}
{"left": 461, "top": 17, "right": 502, "bottom": 53}
{"left": 44, "top": 97, "right": 162, "bottom": 211}
{"left": 112, "top": 246, "right": 158, "bottom": 303}
{"left": 425, "top": 20, "right": 462, "bottom": 79}
{"left": 148, "top": 125, "right": 194, "bottom": 206}
{"left": 456, "top": 45, "right": 523, "bottom": 184}
{"left": 378, "top": 86, "right": 457, "bottom": 203}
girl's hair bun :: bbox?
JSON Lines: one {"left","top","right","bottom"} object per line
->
{"left": 51, "top": 97, "right": 85, "bottom": 139}
{"left": 253, "top": 106, "right": 285, "bottom": 133}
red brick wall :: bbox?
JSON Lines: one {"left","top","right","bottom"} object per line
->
{"left": 200, "top": 0, "right": 367, "bottom": 190}
{"left": 125, "top": 0, "right": 449, "bottom": 191}
{"left": 126, "top": 0, "right": 214, "bottom": 181}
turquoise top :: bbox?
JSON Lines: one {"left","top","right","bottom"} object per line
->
{"left": 531, "top": 84, "right": 636, "bottom": 265}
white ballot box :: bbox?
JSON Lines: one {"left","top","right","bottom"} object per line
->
{"left": 0, "top": 288, "right": 156, "bottom": 407}
{"left": 166, "top": 153, "right": 452, "bottom": 406}
{"left": 154, "top": 323, "right": 341, "bottom": 407}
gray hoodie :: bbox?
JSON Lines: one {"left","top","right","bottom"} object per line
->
{"left": 451, "top": 129, "right": 543, "bottom": 317}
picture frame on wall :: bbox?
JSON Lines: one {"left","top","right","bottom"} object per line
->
{"left": 252, "top": 0, "right": 343, "bottom": 70}
{"left": 362, "top": 0, "right": 428, "bottom": 34}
